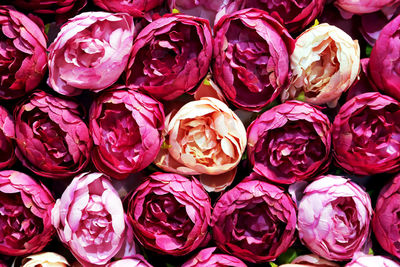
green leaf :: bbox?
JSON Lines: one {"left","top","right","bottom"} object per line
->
{"left": 44, "top": 23, "right": 51, "bottom": 35}
{"left": 369, "top": 248, "right": 374, "bottom": 255}
{"left": 161, "top": 141, "right": 172, "bottom": 149}
{"left": 203, "top": 78, "right": 211, "bottom": 86}
{"left": 312, "top": 19, "right": 320, "bottom": 28}
{"left": 166, "top": 264, "right": 175, "bottom": 267}
{"left": 276, "top": 248, "right": 298, "bottom": 264}
{"left": 269, "top": 262, "right": 278, "bottom": 267}
{"left": 366, "top": 45, "right": 372, "bottom": 57}
{"left": 296, "top": 91, "right": 305, "bottom": 102}
{"left": 172, "top": 8, "right": 180, "bottom": 13}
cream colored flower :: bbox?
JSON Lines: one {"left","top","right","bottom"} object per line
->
{"left": 21, "top": 252, "right": 69, "bottom": 267}
{"left": 282, "top": 23, "right": 360, "bottom": 107}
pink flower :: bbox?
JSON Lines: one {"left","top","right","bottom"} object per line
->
{"left": 93, "top": 0, "right": 164, "bottom": 17}
{"left": 345, "top": 253, "right": 400, "bottom": 266}
{"left": 106, "top": 255, "right": 152, "bottom": 267}
{"left": 335, "top": 0, "right": 400, "bottom": 15}
{"left": 48, "top": 12, "right": 135, "bottom": 96}
{"left": 182, "top": 247, "right": 247, "bottom": 267}
{"left": 0, "top": 105, "right": 15, "bottom": 169}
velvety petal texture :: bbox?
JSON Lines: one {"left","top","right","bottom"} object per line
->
{"left": 0, "top": 6, "right": 47, "bottom": 99}
{"left": 106, "top": 255, "right": 152, "bottom": 267}
{"left": 126, "top": 14, "right": 213, "bottom": 101}
{"left": 182, "top": 247, "right": 247, "bottom": 267}
{"left": 282, "top": 23, "right": 360, "bottom": 107}
{"left": 369, "top": 14, "right": 400, "bottom": 101}
{"left": 21, "top": 252, "right": 69, "bottom": 267}
{"left": 335, "top": 0, "right": 400, "bottom": 15}
{"left": 332, "top": 92, "right": 400, "bottom": 175}
{"left": 90, "top": 87, "right": 165, "bottom": 179}
{"left": 93, "top": 0, "right": 164, "bottom": 17}
{"left": 51, "top": 172, "right": 125, "bottom": 266}
{"left": 127, "top": 172, "right": 211, "bottom": 256}
{"left": 247, "top": 101, "right": 331, "bottom": 184}
{"left": 14, "top": 91, "right": 92, "bottom": 178}
{"left": 297, "top": 175, "right": 372, "bottom": 261}
{"left": 213, "top": 8, "right": 294, "bottom": 111}
{"left": 345, "top": 253, "right": 400, "bottom": 267}
{"left": 48, "top": 11, "right": 135, "bottom": 96}
{"left": 373, "top": 174, "right": 400, "bottom": 259}
{"left": 280, "top": 254, "right": 340, "bottom": 266}
{"left": 0, "top": 105, "right": 15, "bottom": 169}
{"left": 0, "top": 170, "right": 55, "bottom": 256}
{"left": 211, "top": 173, "right": 297, "bottom": 263}
{"left": 154, "top": 97, "right": 247, "bottom": 191}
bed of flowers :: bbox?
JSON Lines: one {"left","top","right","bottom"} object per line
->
{"left": 1, "top": 0, "right": 400, "bottom": 266}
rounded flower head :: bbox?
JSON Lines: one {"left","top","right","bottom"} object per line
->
{"left": 242, "top": 0, "right": 326, "bottom": 33}
{"left": 373, "top": 174, "right": 400, "bottom": 258}
{"left": 211, "top": 173, "right": 297, "bottom": 263}
{"left": 0, "top": 105, "right": 15, "bottom": 169}
{"left": 298, "top": 175, "right": 372, "bottom": 261}
{"left": 48, "top": 11, "right": 135, "bottom": 96}
{"left": 335, "top": 0, "right": 400, "bottom": 15}
{"left": 280, "top": 254, "right": 340, "bottom": 266}
{"left": 332, "top": 92, "right": 400, "bottom": 175}
{"left": 247, "top": 101, "right": 331, "bottom": 184}
{"left": 126, "top": 14, "right": 212, "bottom": 101}
{"left": 213, "top": 8, "right": 294, "bottom": 111}
{"left": 182, "top": 247, "right": 247, "bottom": 267}
{"left": 14, "top": 91, "right": 92, "bottom": 179}
{"left": 93, "top": 0, "right": 164, "bottom": 17}
{"left": 154, "top": 97, "right": 246, "bottom": 191}
{"left": 51, "top": 172, "right": 125, "bottom": 266}
{"left": 345, "top": 253, "right": 400, "bottom": 267}
{"left": 90, "top": 87, "right": 165, "bottom": 179}
{"left": 0, "top": 170, "right": 55, "bottom": 256}
{"left": 369, "top": 14, "right": 400, "bottom": 101}
{"left": 106, "top": 255, "right": 152, "bottom": 267}
{"left": 0, "top": 6, "right": 47, "bottom": 99}
{"left": 282, "top": 23, "right": 360, "bottom": 107}
{"left": 127, "top": 172, "right": 211, "bottom": 256}
{"left": 21, "top": 252, "right": 69, "bottom": 267}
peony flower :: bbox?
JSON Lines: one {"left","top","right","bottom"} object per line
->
{"left": 106, "top": 255, "right": 152, "bottom": 267}
{"left": 125, "top": 14, "right": 212, "bottom": 101}
{"left": 242, "top": 0, "right": 326, "bottom": 33}
{"left": 369, "top": 14, "right": 400, "bottom": 101}
{"left": 0, "top": 170, "right": 55, "bottom": 256}
{"left": 345, "top": 253, "right": 400, "bottom": 266}
{"left": 279, "top": 254, "right": 340, "bottom": 266}
{"left": 21, "top": 252, "right": 69, "bottom": 267}
{"left": 373, "top": 174, "right": 400, "bottom": 259}
{"left": 51, "top": 172, "right": 125, "bottom": 266}
{"left": 335, "top": 0, "right": 400, "bottom": 15}
{"left": 281, "top": 23, "right": 360, "bottom": 107}
{"left": 297, "top": 175, "right": 372, "bottom": 261}
{"left": 247, "top": 101, "right": 331, "bottom": 184}
{"left": 0, "top": 6, "right": 47, "bottom": 99}
{"left": 332, "top": 92, "right": 400, "bottom": 175}
{"left": 182, "top": 247, "right": 247, "bottom": 267}
{"left": 93, "top": 0, "right": 164, "bottom": 17}
{"left": 14, "top": 91, "right": 92, "bottom": 179}
{"left": 211, "top": 173, "right": 297, "bottom": 263}
{"left": 89, "top": 87, "right": 165, "bottom": 179}
{"left": 0, "top": 105, "right": 15, "bottom": 169}
{"left": 154, "top": 97, "right": 246, "bottom": 192}
{"left": 126, "top": 172, "right": 211, "bottom": 256}
{"left": 48, "top": 12, "right": 135, "bottom": 96}
{"left": 213, "top": 8, "right": 294, "bottom": 111}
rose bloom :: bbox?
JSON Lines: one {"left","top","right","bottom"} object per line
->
{"left": 281, "top": 23, "right": 360, "bottom": 107}
{"left": 0, "top": 105, "right": 15, "bottom": 169}
{"left": 280, "top": 254, "right": 340, "bottom": 266}
{"left": 345, "top": 253, "right": 400, "bottom": 267}
{"left": 48, "top": 12, "right": 135, "bottom": 96}
{"left": 14, "top": 91, "right": 92, "bottom": 178}
{"left": 211, "top": 173, "right": 297, "bottom": 263}
{"left": 106, "top": 255, "right": 152, "bottom": 267}
{"left": 335, "top": 0, "right": 400, "bottom": 15}
{"left": 332, "top": 92, "right": 400, "bottom": 175}
{"left": 127, "top": 172, "right": 211, "bottom": 256}
{"left": 182, "top": 247, "right": 247, "bottom": 267}
{"left": 369, "top": 14, "right": 400, "bottom": 101}
{"left": 213, "top": 8, "right": 294, "bottom": 111}
{"left": 247, "top": 101, "right": 331, "bottom": 184}
{"left": 0, "top": 170, "right": 55, "bottom": 256}
{"left": 126, "top": 14, "right": 212, "bottom": 101}
{"left": 298, "top": 175, "right": 372, "bottom": 261}
{"left": 373, "top": 174, "right": 400, "bottom": 259}
{"left": 0, "top": 6, "right": 47, "bottom": 100}
{"left": 242, "top": 0, "right": 326, "bottom": 33}
{"left": 21, "top": 252, "right": 69, "bottom": 267}
{"left": 93, "top": 0, "right": 164, "bottom": 17}
{"left": 90, "top": 87, "right": 164, "bottom": 179}
{"left": 154, "top": 97, "right": 246, "bottom": 192}
{"left": 52, "top": 172, "right": 125, "bottom": 266}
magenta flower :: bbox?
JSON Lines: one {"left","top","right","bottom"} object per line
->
{"left": 335, "top": 0, "right": 400, "bottom": 15}
{"left": 345, "top": 253, "right": 400, "bottom": 267}
{"left": 211, "top": 173, "right": 297, "bottom": 263}
{"left": 90, "top": 87, "right": 164, "bottom": 179}
{"left": 93, "top": 0, "right": 164, "bottom": 17}
{"left": 0, "top": 170, "right": 55, "bottom": 256}
{"left": 126, "top": 14, "right": 213, "bottom": 101}
{"left": 51, "top": 172, "right": 125, "bottom": 266}
{"left": 247, "top": 101, "right": 331, "bottom": 184}
{"left": 182, "top": 247, "right": 247, "bottom": 267}
{"left": 0, "top": 105, "right": 15, "bottom": 169}
{"left": 106, "top": 255, "right": 152, "bottom": 267}
{"left": 127, "top": 172, "right": 211, "bottom": 256}
{"left": 213, "top": 8, "right": 294, "bottom": 111}
{"left": 14, "top": 91, "right": 92, "bottom": 178}
{"left": 0, "top": 6, "right": 47, "bottom": 99}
